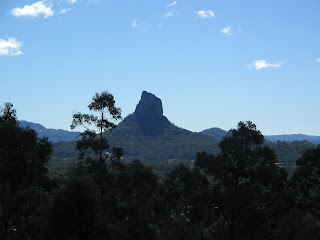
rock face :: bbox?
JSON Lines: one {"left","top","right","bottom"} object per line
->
{"left": 133, "top": 91, "right": 169, "bottom": 136}
{"left": 134, "top": 91, "right": 163, "bottom": 118}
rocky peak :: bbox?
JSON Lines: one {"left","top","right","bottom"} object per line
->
{"left": 134, "top": 91, "right": 163, "bottom": 118}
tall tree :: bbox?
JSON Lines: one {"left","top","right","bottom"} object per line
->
{"left": 0, "top": 103, "right": 52, "bottom": 240}
{"left": 70, "top": 91, "right": 123, "bottom": 231}
{"left": 71, "top": 91, "right": 122, "bottom": 164}
{"left": 194, "top": 121, "right": 289, "bottom": 240}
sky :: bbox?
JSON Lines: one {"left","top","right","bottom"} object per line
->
{"left": 0, "top": 0, "right": 320, "bottom": 135}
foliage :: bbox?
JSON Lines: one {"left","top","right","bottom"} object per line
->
{"left": 71, "top": 91, "right": 122, "bottom": 163}
{"left": 48, "top": 117, "right": 313, "bottom": 177}
{"left": 2, "top": 102, "right": 320, "bottom": 240}
{"left": 106, "top": 114, "right": 219, "bottom": 173}
{"left": 291, "top": 145, "right": 320, "bottom": 221}
{"left": 266, "top": 140, "right": 315, "bottom": 175}
{"left": 193, "top": 121, "right": 290, "bottom": 239}
{"left": 0, "top": 103, "right": 53, "bottom": 240}
{"left": 46, "top": 162, "right": 99, "bottom": 240}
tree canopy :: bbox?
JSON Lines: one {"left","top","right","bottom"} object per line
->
{"left": 0, "top": 103, "right": 53, "bottom": 240}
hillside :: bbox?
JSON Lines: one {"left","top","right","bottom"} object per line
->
{"left": 106, "top": 114, "right": 219, "bottom": 167}
{"left": 19, "top": 120, "right": 81, "bottom": 143}
{"left": 201, "top": 127, "right": 228, "bottom": 141}
{"left": 266, "top": 140, "right": 315, "bottom": 174}
{"left": 106, "top": 91, "right": 219, "bottom": 168}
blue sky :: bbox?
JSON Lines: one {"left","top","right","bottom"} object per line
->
{"left": 0, "top": 0, "right": 319, "bottom": 135}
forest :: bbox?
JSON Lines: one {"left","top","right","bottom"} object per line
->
{"left": 1, "top": 92, "right": 320, "bottom": 240}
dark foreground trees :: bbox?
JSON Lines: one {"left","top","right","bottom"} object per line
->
{"left": 163, "top": 121, "right": 320, "bottom": 240}
{"left": 193, "top": 121, "right": 291, "bottom": 239}
{"left": 162, "top": 121, "right": 294, "bottom": 240}
{"left": 2, "top": 98, "right": 320, "bottom": 240}
{"left": 290, "top": 145, "right": 320, "bottom": 238}
{"left": 0, "top": 103, "right": 53, "bottom": 240}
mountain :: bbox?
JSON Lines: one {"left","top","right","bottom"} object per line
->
{"left": 265, "top": 134, "right": 320, "bottom": 145}
{"left": 105, "top": 91, "right": 219, "bottom": 168}
{"left": 19, "top": 120, "right": 81, "bottom": 143}
{"left": 201, "top": 127, "right": 228, "bottom": 141}
{"left": 201, "top": 127, "right": 320, "bottom": 145}
{"left": 22, "top": 92, "right": 317, "bottom": 176}
{"left": 47, "top": 91, "right": 219, "bottom": 175}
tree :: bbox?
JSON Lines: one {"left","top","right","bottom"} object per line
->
{"left": 70, "top": 92, "right": 122, "bottom": 198}
{"left": 69, "top": 92, "right": 124, "bottom": 239}
{"left": 194, "top": 121, "right": 289, "bottom": 240}
{"left": 46, "top": 162, "right": 99, "bottom": 240}
{"left": 0, "top": 103, "right": 52, "bottom": 240}
{"left": 71, "top": 91, "right": 122, "bottom": 164}
{"left": 116, "top": 160, "right": 159, "bottom": 240}
{"left": 161, "top": 163, "right": 212, "bottom": 240}
{"left": 291, "top": 145, "right": 320, "bottom": 217}
{"left": 289, "top": 145, "right": 320, "bottom": 238}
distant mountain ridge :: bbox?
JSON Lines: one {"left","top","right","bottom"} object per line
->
{"left": 20, "top": 91, "right": 315, "bottom": 175}
{"left": 265, "top": 134, "right": 320, "bottom": 145}
{"left": 19, "top": 120, "right": 81, "bottom": 143}
{"left": 201, "top": 127, "right": 320, "bottom": 145}
{"left": 19, "top": 119, "right": 320, "bottom": 146}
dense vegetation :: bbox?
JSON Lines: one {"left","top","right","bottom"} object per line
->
{"left": 48, "top": 114, "right": 221, "bottom": 176}
{"left": 1, "top": 93, "right": 320, "bottom": 239}
{"left": 106, "top": 114, "right": 219, "bottom": 167}
{"left": 266, "top": 140, "right": 315, "bottom": 175}
{"left": 48, "top": 130, "right": 314, "bottom": 177}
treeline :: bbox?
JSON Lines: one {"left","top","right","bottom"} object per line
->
{"left": 48, "top": 135, "right": 315, "bottom": 178}
{"left": 1, "top": 93, "right": 320, "bottom": 240}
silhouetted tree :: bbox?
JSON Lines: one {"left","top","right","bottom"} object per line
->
{"left": 194, "top": 121, "right": 289, "bottom": 240}
{"left": 161, "top": 163, "right": 212, "bottom": 239}
{"left": 71, "top": 91, "right": 122, "bottom": 199}
{"left": 71, "top": 91, "right": 122, "bottom": 164}
{"left": 115, "top": 160, "right": 159, "bottom": 240}
{"left": 37, "top": 162, "right": 98, "bottom": 240}
{"left": 0, "top": 103, "right": 52, "bottom": 240}
{"left": 289, "top": 145, "right": 320, "bottom": 238}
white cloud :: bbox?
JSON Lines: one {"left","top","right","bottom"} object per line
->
{"left": 246, "top": 60, "right": 283, "bottom": 70}
{"left": 163, "top": 10, "right": 179, "bottom": 18}
{"left": 66, "top": 0, "right": 78, "bottom": 3}
{"left": 11, "top": 1, "right": 54, "bottom": 18}
{"left": 132, "top": 19, "right": 148, "bottom": 32}
{"left": 197, "top": 10, "right": 215, "bottom": 19}
{"left": 132, "top": 19, "right": 137, "bottom": 28}
{"left": 221, "top": 26, "right": 232, "bottom": 35}
{"left": 0, "top": 38, "right": 23, "bottom": 56}
{"left": 164, "top": 10, "right": 174, "bottom": 18}
{"left": 167, "top": 1, "right": 176, "bottom": 7}
{"left": 58, "top": 8, "right": 70, "bottom": 14}
{"left": 317, "top": 58, "right": 320, "bottom": 62}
